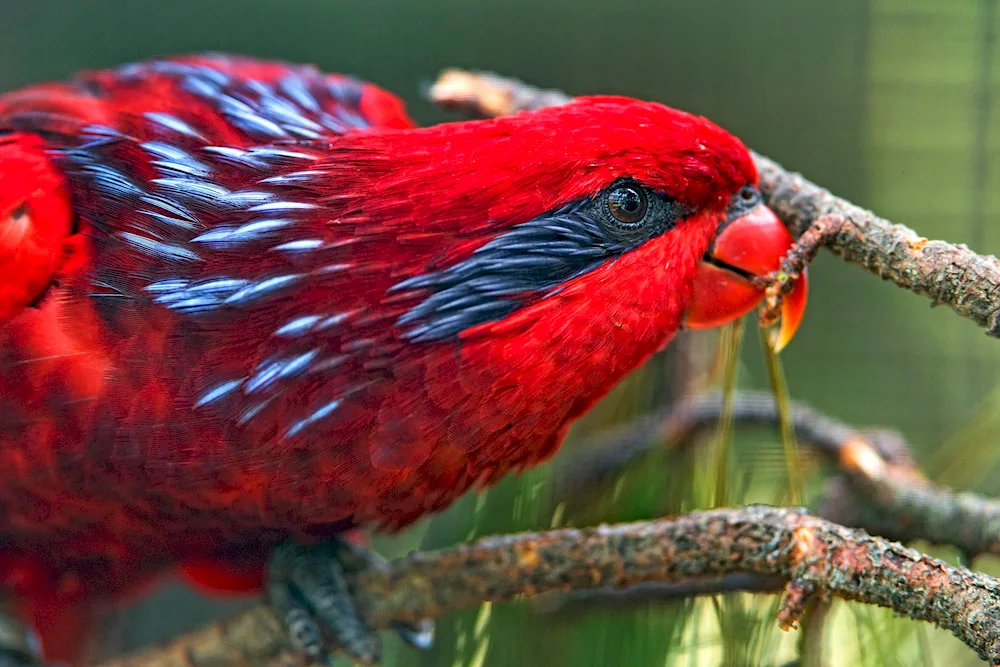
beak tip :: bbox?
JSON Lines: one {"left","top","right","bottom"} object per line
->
{"left": 770, "top": 327, "right": 793, "bottom": 354}
{"left": 769, "top": 269, "right": 808, "bottom": 353}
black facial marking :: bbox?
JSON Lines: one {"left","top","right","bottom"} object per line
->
{"left": 392, "top": 181, "right": 684, "bottom": 342}
{"left": 723, "top": 185, "right": 762, "bottom": 225}
{"left": 703, "top": 185, "right": 766, "bottom": 280}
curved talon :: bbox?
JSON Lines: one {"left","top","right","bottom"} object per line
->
{"left": 331, "top": 540, "right": 435, "bottom": 651}
{"left": 267, "top": 538, "right": 434, "bottom": 665}
{"left": 393, "top": 619, "right": 435, "bottom": 650}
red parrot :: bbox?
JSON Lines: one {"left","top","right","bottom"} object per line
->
{"left": 0, "top": 54, "right": 807, "bottom": 664}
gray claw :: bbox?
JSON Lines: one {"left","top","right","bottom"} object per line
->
{"left": 268, "top": 540, "right": 381, "bottom": 664}
{"left": 269, "top": 538, "right": 433, "bottom": 664}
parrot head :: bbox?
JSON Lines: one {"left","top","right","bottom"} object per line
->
{"left": 366, "top": 95, "right": 807, "bottom": 357}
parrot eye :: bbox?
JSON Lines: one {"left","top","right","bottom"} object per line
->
{"left": 589, "top": 179, "right": 679, "bottom": 242}
{"left": 606, "top": 184, "right": 648, "bottom": 226}
{"left": 725, "top": 185, "right": 763, "bottom": 223}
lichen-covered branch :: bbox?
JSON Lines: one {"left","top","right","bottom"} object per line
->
{"left": 96, "top": 507, "right": 1000, "bottom": 667}
{"left": 754, "top": 154, "right": 1000, "bottom": 337}
{"left": 429, "top": 70, "right": 1000, "bottom": 338}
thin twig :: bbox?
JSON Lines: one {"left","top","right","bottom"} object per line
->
{"left": 555, "top": 391, "right": 912, "bottom": 492}
{"left": 429, "top": 69, "right": 1000, "bottom": 338}
{"left": 96, "top": 507, "right": 1000, "bottom": 667}
{"left": 755, "top": 152, "right": 1000, "bottom": 337}
{"left": 755, "top": 215, "right": 840, "bottom": 329}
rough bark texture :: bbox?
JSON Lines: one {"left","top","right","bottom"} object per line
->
{"left": 96, "top": 507, "right": 1000, "bottom": 667}
{"left": 754, "top": 153, "right": 1000, "bottom": 337}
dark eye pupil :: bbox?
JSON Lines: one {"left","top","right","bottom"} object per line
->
{"left": 607, "top": 186, "right": 647, "bottom": 224}
{"left": 618, "top": 191, "right": 641, "bottom": 212}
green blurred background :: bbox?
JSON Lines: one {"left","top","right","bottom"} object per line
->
{"left": 3, "top": 0, "right": 1000, "bottom": 664}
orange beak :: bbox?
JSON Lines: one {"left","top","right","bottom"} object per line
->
{"left": 683, "top": 202, "right": 808, "bottom": 352}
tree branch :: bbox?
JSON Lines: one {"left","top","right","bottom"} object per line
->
{"left": 428, "top": 70, "right": 1000, "bottom": 338}
{"left": 558, "top": 391, "right": 1000, "bottom": 560}
{"left": 555, "top": 391, "right": 913, "bottom": 492}
{"left": 96, "top": 507, "right": 1000, "bottom": 667}
{"left": 755, "top": 156, "right": 1000, "bottom": 336}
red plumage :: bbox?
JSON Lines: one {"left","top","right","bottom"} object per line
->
{"left": 0, "top": 54, "right": 766, "bottom": 660}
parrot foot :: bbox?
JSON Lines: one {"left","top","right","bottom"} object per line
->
{"left": 267, "top": 538, "right": 433, "bottom": 665}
